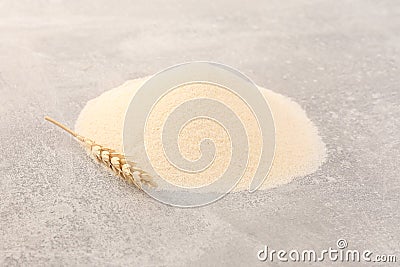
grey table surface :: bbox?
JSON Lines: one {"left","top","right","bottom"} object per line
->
{"left": 0, "top": 0, "right": 399, "bottom": 266}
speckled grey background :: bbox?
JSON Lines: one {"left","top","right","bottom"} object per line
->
{"left": 0, "top": 0, "right": 399, "bottom": 266}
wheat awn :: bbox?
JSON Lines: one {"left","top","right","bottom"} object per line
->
{"left": 45, "top": 116, "right": 156, "bottom": 189}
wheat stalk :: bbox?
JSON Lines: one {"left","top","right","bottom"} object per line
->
{"left": 45, "top": 116, "right": 156, "bottom": 189}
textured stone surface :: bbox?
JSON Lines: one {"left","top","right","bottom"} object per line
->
{"left": 0, "top": 0, "right": 399, "bottom": 266}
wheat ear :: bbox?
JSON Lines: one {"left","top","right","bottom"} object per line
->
{"left": 45, "top": 116, "right": 156, "bottom": 189}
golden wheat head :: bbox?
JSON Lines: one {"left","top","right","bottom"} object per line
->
{"left": 45, "top": 116, "right": 156, "bottom": 189}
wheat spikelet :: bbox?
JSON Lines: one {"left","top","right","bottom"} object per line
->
{"left": 45, "top": 116, "right": 156, "bottom": 189}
